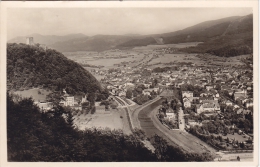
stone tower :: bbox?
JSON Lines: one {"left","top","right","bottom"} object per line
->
{"left": 26, "top": 37, "right": 34, "bottom": 45}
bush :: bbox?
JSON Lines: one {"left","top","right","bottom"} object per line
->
{"left": 110, "top": 101, "right": 118, "bottom": 109}
{"left": 91, "top": 106, "right": 96, "bottom": 114}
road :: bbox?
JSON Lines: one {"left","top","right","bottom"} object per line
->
{"left": 137, "top": 97, "right": 217, "bottom": 155}
{"left": 178, "top": 107, "right": 185, "bottom": 131}
{"left": 130, "top": 96, "right": 161, "bottom": 129}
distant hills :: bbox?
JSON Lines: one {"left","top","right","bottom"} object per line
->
{"left": 9, "top": 33, "right": 87, "bottom": 45}
{"left": 50, "top": 35, "right": 142, "bottom": 52}
{"left": 179, "top": 14, "right": 253, "bottom": 57}
{"left": 7, "top": 43, "right": 101, "bottom": 94}
{"left": 8, "top": 14, "right": 253, "bottom": 56}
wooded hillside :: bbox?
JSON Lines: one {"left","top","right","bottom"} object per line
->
{"left": 7, "top": 93, "right": 214, "bottom": 162}
{"left": 7, "top": 43, "right": 101, "bottom": 94}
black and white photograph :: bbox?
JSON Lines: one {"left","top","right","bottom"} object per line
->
{"left": 0, "top": 1, "right": 258, "bottom": 165}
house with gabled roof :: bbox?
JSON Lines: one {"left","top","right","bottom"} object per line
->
{"left": 165, "top": 108, "right": 175, "bottom": 120}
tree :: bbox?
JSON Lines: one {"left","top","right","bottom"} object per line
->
{"left": 240, "top": 142, "right": 245, "bottom": 148}
{"left": 66, "top": 111, "right": 74, "bottom": 129}
{"left": 152, "top": 134, "right": 168, "bottom": 161}
{"left": 91, "top": 106, "right": 96, "bottom": 114}
{"left": 159, "top": 112, "right": 165, "bottom": 119}
{"left": 87, "top": 93, "right": 96, "bottom": 104}
{"left": 223, "top": 126, "right": 229, "bottom": 135}
{"left": 96, "top": 94, "right": 106, "bottom": 102}
{"left": 126, "top": 89, "right": 133, "bottom": 99}
{"left": 213, "top": 83, "right": 220, "bottom": 90}
{"left": 153, "top": 79, "right": 158, "bottom": 86}
{"left": 110, "top": 101, "right": 118, "bottom": 109}
{"left": 82, "top": 102, "right": 90, "bottom": 109}
{"left": 46, "top": 91, "right": 64, "bottom": 107}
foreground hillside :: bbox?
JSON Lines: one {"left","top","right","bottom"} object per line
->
{"left": 7, "top": 93, "right": 214, "bottom": 161}
{"left": 7, "top": 43, "right": 101, "bottom": 94}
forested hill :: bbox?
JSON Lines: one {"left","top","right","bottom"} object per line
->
{"left": 7, "top": 43, "right": 101, "bottom": 94}
{"left": 180, "top": 14, "right": 253, "bottom": 57}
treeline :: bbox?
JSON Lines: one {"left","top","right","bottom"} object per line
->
{"left": 7, "top": 93, "right": 214, "bottom": 162}
{"left": 180, "top": 34, "right": 253, "bottom": 57}
{"left": 116, "top": 37, "right": 157, "bottom": 49}
{"left": 7, "top": 43, "right": 101, "bottom": 94}
{"left": 152, "top": 66, "right": 179, "bottom": 73}
{"left": 131, "top": 84, "right": 158, "bottom": 105}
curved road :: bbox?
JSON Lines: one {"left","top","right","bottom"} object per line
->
{"left": 137, "top": 97, "right": 216, "bottom": 155}
{"left": 130, "top": 96, "right": 161, "bottom": 129}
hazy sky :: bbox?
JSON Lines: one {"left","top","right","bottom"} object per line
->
{"left": 7, "top": 8, "right": 252, "bottom": 39}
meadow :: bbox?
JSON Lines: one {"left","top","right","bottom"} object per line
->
{"left": 64, "top": 50, "right": 147, "bottom": 69}
{"left": 133, "top": 42, "right": 203, "bottom": 50}
{"left": 62, "top": 42, "right": 247, "bottom": 71}
{"left": 14, "top": 88, "right": 51, "bottom": 102}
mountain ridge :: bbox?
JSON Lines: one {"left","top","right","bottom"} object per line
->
{"left": 8, "top": 14, "right": 253, "bottom": 56}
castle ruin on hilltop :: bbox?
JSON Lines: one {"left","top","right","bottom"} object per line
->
{"left": 25, "top": 37, "right": 48, "bottom": 51}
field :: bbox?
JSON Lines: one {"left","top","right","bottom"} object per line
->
{"left": 147, "top": 53, "right": 200, "bottom": 65}
{"left": 63, "top": 50, "right": 147, "bottom": 69}
{"left": 63, "top": 43, "right": 248, "bottom": 71}
{"left": 13, "top": 88, "right": 51, "bottom": 102}
{"left": 133, "top": 42, "right": 203, "bottom": 50}
{"left": 73, "top": 108, "right": 132, "bottom": 135}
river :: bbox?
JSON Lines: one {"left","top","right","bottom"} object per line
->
{"left": 137, "top": 97, "right": 217, "bottom": 154}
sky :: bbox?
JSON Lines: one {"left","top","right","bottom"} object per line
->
{"left": 7, "top": 8, "right": 252, "bottom": 40}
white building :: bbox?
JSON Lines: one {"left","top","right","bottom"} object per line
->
{"left": 182, "top": 91, "right": 193, "bottom": 98}
{"left": 60, "top": 90, "right": 75, "bottom": 107}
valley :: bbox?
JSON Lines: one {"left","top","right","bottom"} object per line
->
{"left": 6, "top": 11, "right": 254, "bottom": 162}
{"left": 62, "top": 42, "right": 248, "bottom": 77}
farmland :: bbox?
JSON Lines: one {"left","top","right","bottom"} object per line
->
{"left": 132, "top": 42, "right": 203, "bottom": 50}
{"left": 63, "top": 42, "right": 248, "bottom": 72}
{"left": 73, "top": 108, "right": 132, "bottom": 135}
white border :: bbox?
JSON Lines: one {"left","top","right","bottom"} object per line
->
{"left": 0, "top": 1, "right": 258, "bottom": 167}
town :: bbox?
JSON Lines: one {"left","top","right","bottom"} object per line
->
{"left": 6, "top": 8, "right": 255, "bottom": 162}
{"left": 17, "top": 36, "right": 253, "bottom": 161}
